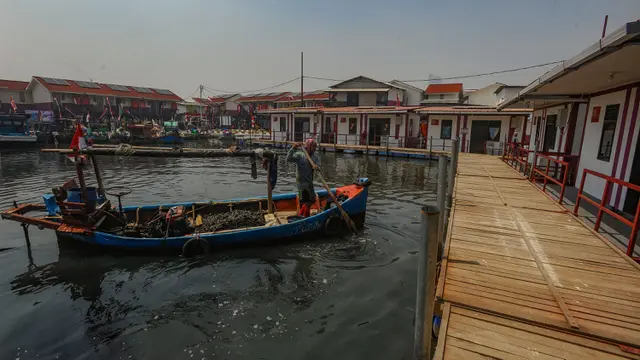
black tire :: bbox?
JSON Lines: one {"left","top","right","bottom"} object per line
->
{"left": 324, "top": 216, "right": 344, "bottom": 237}
{"left": 182, "top": 237, "right": 211, "bottom": 257}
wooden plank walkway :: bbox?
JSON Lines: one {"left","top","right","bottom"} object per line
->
{"left": 436, "top": 154, "right": 640, "bottom": 359}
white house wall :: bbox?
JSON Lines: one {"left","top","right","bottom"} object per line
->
{"left": 467, "top": 84, "right": 501, "bottom": 106}
{"left": 576, "top": 89, "right": 634, "bottom": 208}
{"left": 388, "top": 88, "right": 404, "bottom": 105}
{"left": 31, "top": 81, "right": 52, "bottom": 103}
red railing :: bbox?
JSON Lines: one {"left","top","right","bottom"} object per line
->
{"left": 574, "top": 169, "right": 640, "bottom": 256}
{"left": 531, "top": 153, "right": 570, "bottom": 204}
{"left": 502, "top": 143, "right": 531, "bottom": 176}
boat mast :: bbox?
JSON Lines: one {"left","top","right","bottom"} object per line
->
{"left": 199, "top": 84, "right": 204, "bottom": 128}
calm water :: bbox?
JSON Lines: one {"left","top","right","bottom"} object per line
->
{"left": 0, "top": 146, "right": 439, "bottom": 360}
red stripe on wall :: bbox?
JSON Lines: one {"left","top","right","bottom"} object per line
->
{"left": 615, "top": 87, "right": 640, "bottom": 209}
{"left": 610, "top": 88, "right": 632, "bottom": 205}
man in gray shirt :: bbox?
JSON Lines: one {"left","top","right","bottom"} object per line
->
{"left": 286, "top": 139, "right": 320, "bottom": 217}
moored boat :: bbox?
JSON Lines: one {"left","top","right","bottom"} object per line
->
{"left": 0, "top": 114, "right": 38, "bottom": 147}
{"left": 1, "top": 146, "right": 370, "bottom": 255}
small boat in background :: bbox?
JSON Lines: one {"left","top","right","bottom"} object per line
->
{"left": 0, "top": 113, "right": 38, "bottom": 147}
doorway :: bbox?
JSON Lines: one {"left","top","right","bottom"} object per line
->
{"left": 368, "top": 118, "right": 390, "bottom": 145}
{"left": 294, "top": 117, "right": 310, "bottom": 142}
{"left": 470, "top": 120, "right": 502, "bottom": 154}
{"left": 624, "top": 135, "right": 640, "bottom": 214}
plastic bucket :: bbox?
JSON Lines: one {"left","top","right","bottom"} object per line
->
{"left": 67, "top": 187, "right": 98, "bottom": 203}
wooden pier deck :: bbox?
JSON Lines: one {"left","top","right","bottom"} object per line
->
{"left": 435, "top": 154, "right": 640, "bottom": 359}
{"left": 250, "top": 139, "right": 447, "bottom": 159}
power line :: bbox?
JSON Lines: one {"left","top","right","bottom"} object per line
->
{"left": 305, "top": 75, "right": 343, "bottom": 82}
{"left": 396, "top": 61, "right": 563, "bottom": 82}
{"left": 202, "top": 77, "right": 301, "bottom": 95}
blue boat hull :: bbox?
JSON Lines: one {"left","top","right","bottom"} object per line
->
{"left": 56, "top": 184, "right": 369, "bottom": 252}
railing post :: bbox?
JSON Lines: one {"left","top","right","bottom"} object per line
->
{"left": 595, "top": 181, "right": 611, "bottom": 232}
{"left": 437, "top": 155, "right": 447, "bottom": 244}
{"left": 530, "top": 150, "right": 537, "bottom": 181}
{"left": 443, "top": 138, "right": 459, "bottom": 239}
{"left": 414, "top": 205, "right": 440, "bottom": 360}
{"left": 543, "top": 157, "right": 551, "bottom": 193}
{"left": 559, "top": 163, "right": 568, "bottom": 205}
{"left": 429, "top": 136, "right": 433, "bottom": 159}
{"left": 573, "top": 170, "right": 587, "bottom": 215}
{"left": 628, "top": 201, "right": 640, "bottom": 256}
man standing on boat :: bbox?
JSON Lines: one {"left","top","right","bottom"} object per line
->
{"left": 287, "top": 138, "right": 320, "bottom": 218}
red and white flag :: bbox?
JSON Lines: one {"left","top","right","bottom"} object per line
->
{"left": 396, "top": 93, "right": 401, "bottom": 106}
{"left": 106, "top": 97, "right": 113, "bottom": 116}
{"left": 68, "top": 123, "right": 88, "bottom": 161}
{"left": 10, "top": 96, "right": 17, "bottom": 112}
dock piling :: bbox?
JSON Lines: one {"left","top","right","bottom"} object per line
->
{"left": 414, "top": 205, "right": 440, "bottom": 360}
{"left": 443, "top": 139, "right": 459, "bottom": 243}
{"left": 437, "top": 155, "right": 447, "bottom": 245}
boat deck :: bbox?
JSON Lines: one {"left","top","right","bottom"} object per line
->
{"left": 435, "top": 154, "right": 640, "bottom": 359}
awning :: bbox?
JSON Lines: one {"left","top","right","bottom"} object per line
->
{"left": 498, "top": 21, "right": 640, "bottom": 109}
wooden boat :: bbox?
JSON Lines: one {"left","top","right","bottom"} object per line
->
{"left": 1, "top": 147, "right": 370, "bottom": 255}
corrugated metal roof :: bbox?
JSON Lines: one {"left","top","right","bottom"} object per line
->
{"left": 416, "top": 106, "right": 532, "bottom": 115}
{"left": 425, "top": 83, "right": 463, "bottom": 94}
{"left": 329, "top": 88, "right": 390, "bottom": 92}
{"left": 0, "top": 79, "right": 29, "bottom": 91}
{"left": 33, "top": 76, "right": 182, "bottom": 101}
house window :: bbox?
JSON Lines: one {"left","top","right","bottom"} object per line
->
{"left": 279, "top": 117, "right": 286, "bottom": 132}
{"left": 348, "top": 118, "right": 358, "bottom": 134}
{"left": 543, "top": 115, "right": 557, "bottom": 152}
{"left": 61, "top": 94, "right": 66, "bottom": 101}
{"left": 346, "top": 93, "right": 359, "bottom": 106}
{"left": 376, "top": 92, "right": 388, "bottom": 106}
{"left": 325, "top": 117, "right": 332, "bottom": 132}
{"left": 597, "top": 104, "right": 621, "bottom": 161}
{"left": 19, "top": 92, "right": 25, "bottom": 102}
{"left": 441, "top": 120, "right": 452, "bottom": 139}
{"left": 439, "top": 94, "right": 445, "bottom": 100}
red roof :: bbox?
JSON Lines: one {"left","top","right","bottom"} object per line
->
{"left": 425, "top": 83, "right": 463, "bottom": 94}
{"left": 33, "top": 77, "right": 183, "bottom": 102}
{"left": 0, "top": 79, "right": 29, "bottom": 91}
{"left": 274, "top": 92, "right": 331, "bottom": 102}
{"left": 237, "top": 92, "right": 290, "bottom": 102}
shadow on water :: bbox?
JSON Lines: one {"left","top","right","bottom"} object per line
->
{"left": 0, "top": 146, "right": 439, "bottom": 360}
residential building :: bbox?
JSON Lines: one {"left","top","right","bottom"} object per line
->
{"left": 388, "top": 80, "right": 424, "bottom": 106}
{"left": 498, "top": 20, "right": 640, "bottom": 215}
{"left": 25, "top": 76, "right": 182, "bottom": 120}
{"left": 0, "top": 79, "right": 30, "bottom": 113}
{"left": 328, "top": 76, "right": 406, "bottom": 107}
{"left": 273, "top": 91, "right": 331, "bottom": 108}
{"left": 193, "top": 94, "right": 242, "bottom": 116}
{"left": 237, "top": 92, "right": 290, "bottom": 111}
{"left": 416, "top": 106, "right": 531, "bottom": 155}
{"left": 421, "top": 83, "right": 464, "bottom": 106}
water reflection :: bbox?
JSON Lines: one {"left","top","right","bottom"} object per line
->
{"left": 0, "top": 146, "right": 439, "bottom": 359}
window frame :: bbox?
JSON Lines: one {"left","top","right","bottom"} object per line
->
{"left": 597, "top": 104, "right": 621, "bottom": 162}
{"left": 440, "top": 119, "right": 452, "bottom": 139}
{"left": 348, "top": 117, "right": 358, "bottom": 135}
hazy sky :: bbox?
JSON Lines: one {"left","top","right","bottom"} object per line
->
{"left": 1, "top": 0, "right": 639, "bottom": 99}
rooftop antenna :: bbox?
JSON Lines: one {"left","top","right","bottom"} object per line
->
{"left": 602, "top": 15, "right": 608, "bottom": 38}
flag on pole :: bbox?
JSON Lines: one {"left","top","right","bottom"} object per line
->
{"left": 106, "top": 97, "right": 113, "bottom": 116}
{"left": 10, "top": 96, "right": 18, "bottom": 112}
{"left": 68, "top": 122, "right": 88, "bottom": 161}
{"left": 396, "top": 93, "right": 401, "bottom": 106}
{"left": 54, "top": 97, "right": 62, "bottom": 119}
{"left": 98, "top": 107, "right": 108, "bottom": 120}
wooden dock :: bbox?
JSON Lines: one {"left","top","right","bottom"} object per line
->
{"left": 250, "top": 139, "right": 447, "bottom": 159}
{"left": 435, "top": 154, "right": 640, "bottom": 359}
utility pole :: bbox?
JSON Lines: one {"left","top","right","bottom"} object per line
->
{"left": 300, "top": 52, "right": 304, "bottom": 108}
{"left": 199, "top": 84, "right": 204, "bottom": 127}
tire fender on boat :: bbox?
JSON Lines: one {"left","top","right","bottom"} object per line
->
{"left": 182, "top": 237, "right": 210, "bottom": 257}
{"left": 324, "top": 216, "right": 344, "bottom": 236}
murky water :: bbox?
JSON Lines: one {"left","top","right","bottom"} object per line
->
{"left": 0, "top": 145, "right": 438, "bottom": 360}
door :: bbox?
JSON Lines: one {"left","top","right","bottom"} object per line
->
{"left": 624, "top": 137, "right": 640, "bottom": 214}
{"left": 294, "top": 117, "right": 310, "bottom": 142}
{"left": 470, "top": 121, "right": 489, "bottom": 154}
{"left": 543, "top": 115, "right": 557, "bottom": 152}
{"left": 368, "top": 118, "right": 390, "bottom": 146}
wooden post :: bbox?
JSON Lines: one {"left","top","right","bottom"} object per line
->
{"left": 90, "top": 155, "right": 105, "bottom": 197}
{"left": 437, "top": 155, "right": 447, "bottom": 244}
{"left": 75, "top": 158, "right": 90, "bottom": 213}
{"left": 414, "top": 205, "right": 440, "bottom": 359}
{"left": 267, "top": 161, "right": 274, "bottom": 214}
